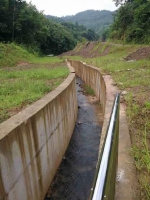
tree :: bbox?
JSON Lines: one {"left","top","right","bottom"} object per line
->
{"left": 0, "top": 0, "right": 77, "bottom": 54}
{"left": 110, "top": 0, "right": 150, "bottom": 44}
{"left": 113, "top": 0, "right": 134, "bottom": 6}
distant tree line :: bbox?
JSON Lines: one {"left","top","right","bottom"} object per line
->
{"left": 104, "top": 0, "right": 150, "bottom": 44}
{"left": 0, "top": 0, "right": 99, "bottom": 55}
{"left": 46, "top": 16, "right": 99, "bottom": 42}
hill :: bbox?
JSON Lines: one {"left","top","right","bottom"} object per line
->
{"left": 45, "top": 17, "right": 99, "bottom": 42}
{"left": 61, "top": 10, "right": 114, "bottom": 36}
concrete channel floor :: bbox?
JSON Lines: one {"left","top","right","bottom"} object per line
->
{"left": 45, "top": 76, "right": 103, "bottom": 200}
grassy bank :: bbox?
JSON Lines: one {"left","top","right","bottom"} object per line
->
{"left": 0, "top": 43, "right": 65, "bottom": 68}
{"left": 68, "top": 43, "right": 150, "bottom": 199}
{"left": 0, "top": 43, "right": 69, "bottom": 123}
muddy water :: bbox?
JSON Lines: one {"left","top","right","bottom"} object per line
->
{"left": 45, "top": 76, "right": 102, "bottom": 200}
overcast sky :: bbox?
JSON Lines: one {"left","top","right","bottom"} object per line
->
{"left": 25, "top": 0, "right": 117, "bottom": 17}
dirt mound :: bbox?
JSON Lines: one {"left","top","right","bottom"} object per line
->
{"left": 125, "top": 47, "right": 150, "bottom": 61}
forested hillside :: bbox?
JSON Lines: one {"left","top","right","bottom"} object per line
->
{"left": 61, "top": 10, "right": 114, "bottom": 36}
{"left": 0, "top": 0, "right": 99, "bottom": 55}
{"left": 109, "top": 0, "right": 150, "bottom": 44}
{"left": 46, "top": 16, "right": 99, "bottom": 41}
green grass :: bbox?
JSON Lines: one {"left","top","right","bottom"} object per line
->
{"left": 131, "top": 122, "right": 150, "bottom": 199}
{"left": 74, "top": 42, "right": 85, "bottom": 52}
{"left": 99, "top": 43, "right": 110, "bottom": 54}
{"left": 67, "top": 55, "right": 83, "bottom": 61}
{"left": 0, "top": 43, "right": 32, "bottom": 67}
{"left": 91, "top": 41, "right": 102, "bottom": 52}
{"left": 0, "top": 66, "right": 69, "bottom": 123}
{"left": 0, "top": 43, "right": 68, "bottom": 123}
{"left": 0, "top": 67, "right": 68, "bottom": 79}
{"left": 0, "top": 43, "right": 64, "bottom": 68}
{"left": 84, "top": 85, "right": 95, "bottom": 96}
{"left": 31, "top": 56, "right": 65, "bottom": 64}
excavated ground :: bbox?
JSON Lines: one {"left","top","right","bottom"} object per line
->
{"left": 125, "top": 47, "right": 150, "bottom": 61}
{"left": 62, "top": 42, "right": 150, "bottom": 61}
{"left": 61, "top": 42, "right": 111, "bottom": 58}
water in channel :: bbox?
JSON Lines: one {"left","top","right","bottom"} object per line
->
{"left": 45, "top": 76, "right": 102, "bottom": 200}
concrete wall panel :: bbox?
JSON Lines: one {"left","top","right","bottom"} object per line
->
{"left": 0, "top": 66, "right": 77, "bottom": 200}
{"left": 68, "top": 60, "right": 106, "bottom": 113}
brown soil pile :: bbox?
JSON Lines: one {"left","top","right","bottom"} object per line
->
{"left": 125, "top": 47, "right": 150, "bottom": 61}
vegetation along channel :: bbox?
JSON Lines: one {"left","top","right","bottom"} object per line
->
{"left": 45, "top": 76, "right": 103, "bottom": 200}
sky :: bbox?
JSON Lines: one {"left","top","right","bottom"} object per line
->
{"left": 25, "top": 0, "right": 117, "bottom": 17}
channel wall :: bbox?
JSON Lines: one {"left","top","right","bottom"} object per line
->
{"left": 0, "top": 60, "right": 111, "bottom": 200}
{"left": 68, "top": 60, "right": 106, "bottom": 113}
{"left": 0, "top": 65, "right": 77, "bottom": 200}
{"left": 67, "top": 60, "right": 112, "bottom": 159}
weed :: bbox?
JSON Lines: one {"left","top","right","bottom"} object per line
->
{"left": 91, "top": 41, "right": 101, "bottom": 52}
{"left": 84, "top": 85, "right": 95, "bottom": 96}
{"left": 131, "top": 123, "right": 150, "bottom": 199}
{"left": 145, "top": 101, "right": 150, "bottom": 109}
{"left": 99, "top": 43, "right": 110, "bottom": 54}
{"left": 75, "top": 42, "right": 85, "bottom": 52}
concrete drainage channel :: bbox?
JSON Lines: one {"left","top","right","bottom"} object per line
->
{"left": 0, "top": 60, "right": 136, "bottom": 200}
{"left": 45, "top": 76, "right": 103, "bottom": 200}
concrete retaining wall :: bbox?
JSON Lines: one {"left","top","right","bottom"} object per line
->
{"left": 0, "top": 65, "right": 78, "bottom": 200}
{"left": 68, "top": 60, "right": 106, "bottom": 113}
{"left": 67, "top": 60, "right": 110, "bottom": 156}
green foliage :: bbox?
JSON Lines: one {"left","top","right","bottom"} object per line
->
{"left": 101, "top": 28, "right": 110, "bottom": 41}
{"left": 0, "top": 0, "right": 77, "bottom": 55}
{"left": 41, "top": 21, "right": 76, "bottom": 55}
{"left": 84, "top": 85, "right": 95, "bottom": 96}
{"left": 110, "top": 1, "right": 150, "bottom": 44}
{"left": 46, "top": 16, "right": 99, "bottom": 41}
